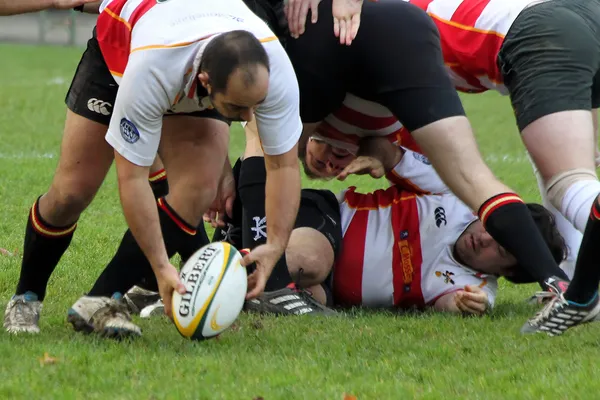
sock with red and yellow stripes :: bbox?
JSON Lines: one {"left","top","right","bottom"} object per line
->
{"left": 564, "top": 197, "right": 600, "bottom": 304}
{"left": 87, "top": 197, "right": 206, "bottom": 296}
{"left": 479, "top": 193, "right": 569, "bottom": 288}
{"left": 16, "top": 197, "right": 77, "bottom": 300}
{"left": 149, "top": 168, "right": 169, "bottom": 199}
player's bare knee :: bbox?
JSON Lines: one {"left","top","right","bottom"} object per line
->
{"left": 42, "top": 183, "right": 97, "bottom": 224}
{"left": 286, "top": 227, "right": 334, "bottom": 287}
{"left": 546, "top": 168, "right": 600, "bottom": 231}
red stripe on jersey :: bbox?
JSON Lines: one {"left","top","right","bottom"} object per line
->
{"left": 452, "top": 0, "right": 491, "bottom": 26}
{"left": 434, "top": 19, "right": 505, "bottom": 92}
{"left": 333, "top": 105, "right": 398, "bottom": 131}
{"left": 97, "top": 0, "right": 158, "bottom": 77}
{"left": 333, "top": 209, "right": 369, "bottom": 307}
{"left": 344, "top": 186, "right": 416, "bottom": 210}
{"left": 390, "top": 193, "right": 425, "bottom": 308}
{"left": 129, "top": 0, "right": 156, "bottom": 26}
{"left": 97, "top": 0, "right": 131, "bottom": 76}
{"left": 317, "top": 121, "right": 360, "bottom": 145}
{"left": 408, "top": 0, "right": 435, "bottom": 11}
{"left": 394, "top": 127, "right": 422, "bottom": 153}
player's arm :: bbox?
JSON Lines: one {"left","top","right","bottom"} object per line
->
{"left": 244, "top": 44, "right": 303, "bottom": 298}
{"left": 105, "top": 50, "right": 185, "bottom": 315}
{"left": 0, "top": 0, "right": 97, "bottom": 15}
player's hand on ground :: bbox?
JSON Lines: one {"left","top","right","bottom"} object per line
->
{"left": 337, "top": 155, "right": 385, "bottom": 181}
{"left": 155, "top": 262, "right": 186, "bottom": 320}
{"left": 242, "top": 244, "right": 284, "bottom": 299}
{"left": 285, "top": 0, "right": 321, "bottom": 38}
{"left": 454, "top": 285, "right": 488, "bottom": 315}
{"left": 52, "top": 0, "right": 97, "bottom": 9}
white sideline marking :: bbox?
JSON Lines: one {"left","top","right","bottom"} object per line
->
{"left": 484, "top": 153, "right": 529, "bottom": 164}
{"left": 0, "top": 152, "right": 56, "bottom": 160}
{"left": 0, "top": 77, "right": 68, "bottom": 87}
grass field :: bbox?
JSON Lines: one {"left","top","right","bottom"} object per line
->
{"left": 1, "top": 43, "right": 600, "bottom": 400}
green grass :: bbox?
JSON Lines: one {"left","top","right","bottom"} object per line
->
{"left": 1, "top": 43, "right": 600, "bottom": 400}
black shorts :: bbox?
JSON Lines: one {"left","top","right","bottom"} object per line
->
{"left": 283, "top": 0, "right": 465, "bottom": 131}
{"left": 497, "top": 0, "right": 600, "bottom": 131}
{"left": 297, "top": 189, "right": 343, "bottom": 257}
{"left": 65, "top": 28, "right": 229, "bottom": 126}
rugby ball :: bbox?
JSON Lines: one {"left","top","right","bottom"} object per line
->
{"left": 172, "top": 242, "right": 247, "bottom": 340}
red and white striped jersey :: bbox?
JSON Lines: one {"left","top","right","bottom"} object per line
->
{"left": 95, "top": 0, "right": 301, "bottom": 166}
{"left": 312, "top": 93, "right": 421, "bottom": 154}
{"left": 333, "top": 149, "right": 498, "bottom": 309}
{"left": 407, "top": 0, "right": 538, "bottom": 94}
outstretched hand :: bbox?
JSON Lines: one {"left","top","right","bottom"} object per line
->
{"left": 337, "top": 155, "right": 386, "bottom": 181}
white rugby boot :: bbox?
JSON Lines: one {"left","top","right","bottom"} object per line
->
{"left": 4, "top": 291, "right": 42, "bottom": 334}
{"left": 67, "top": 293, "right": 141, "bottom": 338}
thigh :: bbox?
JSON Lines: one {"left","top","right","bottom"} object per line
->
{"left": 158, "top": 116, "right": 230, "bottom": 220}
{"left": 295, "top": 190, "right": 342, "bottom": 256}
{"left": 498, "top": 1, "right": 600, "bottom": 131}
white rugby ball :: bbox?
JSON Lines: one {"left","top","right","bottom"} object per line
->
{"left": 172, "top": 242, "right": 247, "bottom": 340}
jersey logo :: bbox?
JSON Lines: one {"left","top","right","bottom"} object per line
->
{"left": 435, "top": 270, "right": 455, "bottom": 285}
{"left": 251, "top": 216, "right": 267, "bottom": 241}
{"left": 412, "top": 152, "right": 431, "bottom": 165}
{"left": 119, "top": 118, "right": 140, "bottom": 144}
{"left": 87, "top": 98, "right": 112, "bottom": 116}
{"left": 434, "top": 207, "right": 447, "bottom": 227}
{"left": 156, "top": 0, "right": 172, "bottom": 3}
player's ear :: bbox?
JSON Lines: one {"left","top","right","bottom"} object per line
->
{"left": 198, "top": 72, "right": 211, "bottom": 92}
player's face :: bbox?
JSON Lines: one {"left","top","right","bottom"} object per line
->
{"left": 305, "top": 137, "right": 355, "bottom": 178}
{"left": 454, "top": 220, "right": 517, "bottom": 276}
{"left": 209, "top": 66, "right": 269, "bottom": 122}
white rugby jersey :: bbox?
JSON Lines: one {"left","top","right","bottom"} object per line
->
{"left": 96, "top": 0, "right": 301, "bottom": 166}
{"left": 333, "top": 149, "right": 498, "bottom": 309}
{"left": 406, "top": 0, "right": 538, "bottom": 94}
{"left": 312, "top": 93, "right": 421, "bottom": 154}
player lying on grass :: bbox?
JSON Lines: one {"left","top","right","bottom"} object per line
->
{"left": 287, "top": 0, "right": 600, "bottom": 336}
{"left": 243, "top": 0, "right": 575, "bottom": 326}
{"left": 4, "top": 0, "right": 303, "bottom": 335}
{"left": 217, "top": 125, "right": 568, "bottom": 316}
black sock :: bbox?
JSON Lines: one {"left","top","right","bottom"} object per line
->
{"left": 265, "top": 254, "right": 293, "bottom": 291}
{"left": 239, "top": 157, "right": 269, "bottom": 249}
{"left": 479, "top": 193, "right": 568, "bottom": 288}
{"left": 565, "top": 197, "right": 600, "bottom": 304}
{"left": 16, "top": 197, "right": 77, "bottom": 301}
{"left": 87, "top": 197, "right": 199, "bottom": 297}
{"left": 149, "top": 169, "right": 169, "bottom": 198}
{"left": 178, "top": 223, "right": 210, "bottom": 264}
{"left": 212, "top": 157, "right": 243, "bottom": 249}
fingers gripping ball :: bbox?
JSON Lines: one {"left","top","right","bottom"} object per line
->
{"left": 172, "top": 242, "right": 247, "bottom": 340}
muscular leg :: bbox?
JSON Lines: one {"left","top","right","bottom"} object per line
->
{"left": 529, "top": 154, "right": 582, "bottom": 279}
{"left": 86, "top": 116, "right": 228, "bottom": 298}
{"left": 16, "top": 110, "right": 113, "bottom": 300}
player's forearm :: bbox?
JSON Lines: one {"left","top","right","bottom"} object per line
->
{"left": 0, "top": 0, "right": 53, "bottom": 15}
{"left": 117, "top": 163, "right": 170, "bottom": 271}
{"left": 264, "top": 151, "right": 301, "bottom": 252}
